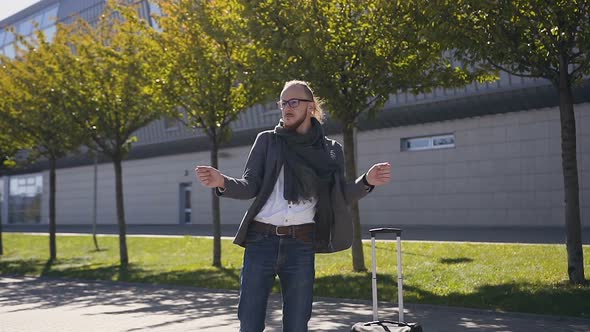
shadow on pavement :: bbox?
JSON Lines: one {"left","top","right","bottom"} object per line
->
{"left": 1, "top": 276, "right": 590, "bottom": 332}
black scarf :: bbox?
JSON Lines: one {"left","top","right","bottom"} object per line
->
{"left": 274, "top": 118, "right": 340, "bottom": 245}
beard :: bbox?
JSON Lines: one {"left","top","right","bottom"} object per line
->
{"left": 283, "top": 113, "right": 307, "bottom": 131}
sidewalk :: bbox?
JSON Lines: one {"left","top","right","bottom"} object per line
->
{"left": 1, "top": 276, "right": 589, "bottom": 332}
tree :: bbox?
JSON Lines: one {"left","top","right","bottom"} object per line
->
{"left": 0, "top": 95, "right": 19, "bottom": 256}
{"left": 241, "top": 0, "right": 492, "bottom": 271}
{"left": 156, "top": 0, "right": 266, "bottom": 267}
{"left": 61, "top": 1, "right": 169, "bottom": 265}
{"left": 434, "top": 0, "right": 588, "bottom": 284}
{"left": 0, "top": 133, "right": 21, "bottom": 256}
{"left": 0, "top": 26, "right": 85, "bottom": 260}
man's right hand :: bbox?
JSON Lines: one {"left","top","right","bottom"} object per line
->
{"left": 195, "top": 166, "right": 225, "bottom": 189}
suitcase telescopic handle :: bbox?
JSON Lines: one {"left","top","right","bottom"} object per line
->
{"left": 369, "top": 227, "right": 405, "bottom": 323}
{"left": 369, "top": 228, "right": 402, "bottom": 237}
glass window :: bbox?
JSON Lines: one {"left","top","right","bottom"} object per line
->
{"left": 32, "top": 12, "right": 45, "bottom": 27}
{"left": 4, "top": 44, "right": 15, "bottom": 59}
{"left": 42, "top": 25, "right": 56, "bottom": 42}
{"left": 148, "top": 2, "right": 163, "bottom": 31}
{"left": 4, "top": 31, "right": 14, "bottom": 45}
{"left": 17, "top": 21, "right": 33, "bottom": 35}
{"left": 42, "top": 6, "right": 59, "bottom": 27}
{"left": 433, "top": 135, "right": 455, "bottom": 146}
{"left": 0, "top": 30, "right": 5, "bottom": 46}
{"left": 404, "top": 137, "right": 430, "bottom": 151}
{"left": 180, "top": 183, "right": 192, "bottom": 224}
{"left": 402, "top": 134, "right": 455, "bottom": 151}
{"left": 8, "top": 174, "right": 43, "bottom": 224}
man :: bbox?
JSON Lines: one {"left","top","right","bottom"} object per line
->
{"left": 195, "top": 80, "right": 391, "bottom": 332}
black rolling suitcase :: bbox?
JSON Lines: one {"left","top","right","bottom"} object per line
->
{"left": 351, "top": 228, "right": 423, "bottom": 332}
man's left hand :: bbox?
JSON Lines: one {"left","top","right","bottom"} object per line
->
{"left": 366, "top": 162, "right": 391, "bottom": 186}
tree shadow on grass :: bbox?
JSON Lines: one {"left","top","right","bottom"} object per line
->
{"left": 439, "top": 257, "right": 473, "bottom": 264}
{"left": 314, "top": 273, "right": 590, "bottom": 318}
{"left": 1, "top": 256, "right": 241, "bottom": 290}
{"left": 37, "top": 261, "right": 242, "bottom": 291}
{"left": 0, "top": 258, "right": 45, "bottom": 275}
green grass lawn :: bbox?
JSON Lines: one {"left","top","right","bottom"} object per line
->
{"left": 1, "top": 233, "right": 589, "bottom": 318}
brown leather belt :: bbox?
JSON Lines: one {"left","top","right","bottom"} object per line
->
{"left": 251, "top": 221, "right": 315, "bottom": 243}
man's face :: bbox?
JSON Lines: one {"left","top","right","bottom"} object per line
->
{"left": 279, "top": 85, "right": 313, "bottom": 131}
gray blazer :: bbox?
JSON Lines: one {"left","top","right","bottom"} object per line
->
{"left": 218, "top": 130, "right": 370, "bottom": 253}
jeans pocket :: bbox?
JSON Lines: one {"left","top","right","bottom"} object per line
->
{"left": 245, "top": 229, "right": 265, "bottom": 244}
{"left": 295, "top": 230, "right": 315, "bottom": 247}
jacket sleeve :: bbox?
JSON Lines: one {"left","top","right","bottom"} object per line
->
{"left": 332, "top": 140, "right": 370, "bottom": 205}
{"left": 216, "top": 131, "right": 268, "bottom": 200}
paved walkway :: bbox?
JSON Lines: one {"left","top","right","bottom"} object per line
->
{"left": 1, "top": 276, "right": 589, "bottom": 332}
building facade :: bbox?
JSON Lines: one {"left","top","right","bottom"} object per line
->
{"left": 1, "top": 0, "right": 589, "bottom": 229}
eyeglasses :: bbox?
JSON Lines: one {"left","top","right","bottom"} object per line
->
{"left": 276, "top": 98, "right": 313, "bottom": 110}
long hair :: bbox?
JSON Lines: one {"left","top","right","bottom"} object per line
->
{"left": 282, "top": 80, "right": 326, "bottom": 123}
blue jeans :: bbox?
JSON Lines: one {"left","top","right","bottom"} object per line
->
{"left": 238, "top": 227, "right": 315, "bottom": 332}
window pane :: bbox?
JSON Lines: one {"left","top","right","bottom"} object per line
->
{"left": 42, "top": 25, "right": 56, "bottom": 42}
{"left": 184, "top": 188, "right": 191, "bottom": 209}
{"left": 17, "top": 21, "right": 33, "bottom": 35}
{"left": 433, "top": 135, "right": 455, "bottom": 146}
{"left": 180, "top": 183, "right": 192, "bottom": 223}
{"left": 405, "top": 138, "right": 430, "bottom": 150}
{"left": 148, "top": 2, "right": 162, "bottom": 31}
{"left": 36, "top": 175, "right": 43, "bottom": 192}
{"left": 402, "top": 134, "right": 455, "bottom": 151}
{"left": 4, "top": 43, "right": 15, "bottom": 59}
{"left": 32, "top": 13, "right": 45, "bottom": 26}
{"left": 4, "top": 32, "right": 14, "bottom": 44}
{"left": 8, "top": 174, "right": 43, "bottom": 224}
{"left": 43, "top": 6, "right": 59, "bottom": 27}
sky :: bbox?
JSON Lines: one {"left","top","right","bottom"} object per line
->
{"left": 0, "top": 0, "right": 43, "bottom": 22}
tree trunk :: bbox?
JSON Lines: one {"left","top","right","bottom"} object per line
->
{"left": 49, "top": 156, "right": 57, "bottom": 260}
{"left": 557, "top": 55, "right": 585, "bottom": 284}
{"left": 211, "top": 138, "right": 222, "bottom": 267}
{"left": 0, "top": 188, "right": 3, "bottom": 255}
{"left": 0, "top": 176, "right": 3, "bottom": 255}
{"left": 92, "top": 152, "right": 100, "bottom": 251}
{"left": 113, "top": 155, "right": 129, "bottom": 266}
{"left": 343, "top": 125, "right": 366, "bottom": 272}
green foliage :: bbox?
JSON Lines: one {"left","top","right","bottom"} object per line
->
{"left": 1, "top": 234, "right": 589, "bottom": 317}
{"left": 62, "top": 1, "right": 169, "bottom": 157}
{"left": 430, "top": 0, "right": 589, "bottom": 284}
{"left": 0, "top": 127, "right": 20, "bottom": 171}
{"left": 434, "top": 0, "right": 590, "bottom": 84}
{"left": 0, "top": 26, "right": 84, "bottom": 164}
{"left": 156, "top": 0, "right": 264, "bottom": 142}
{"left": 241, "top": 0, "right": 494, "bottom": 126}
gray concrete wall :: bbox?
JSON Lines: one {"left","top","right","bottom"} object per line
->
{"left": 38, "top": 136, "right": 257, "bottom": 226}
{"left": 29, "top": 103, "right": 590, "bottom": 228}
{"left": 357, "top": 103, "right": 590, "bottom": 227}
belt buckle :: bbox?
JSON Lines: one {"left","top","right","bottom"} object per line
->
{"left": 275, "top": 226, "right": 289, "bottom": 236}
